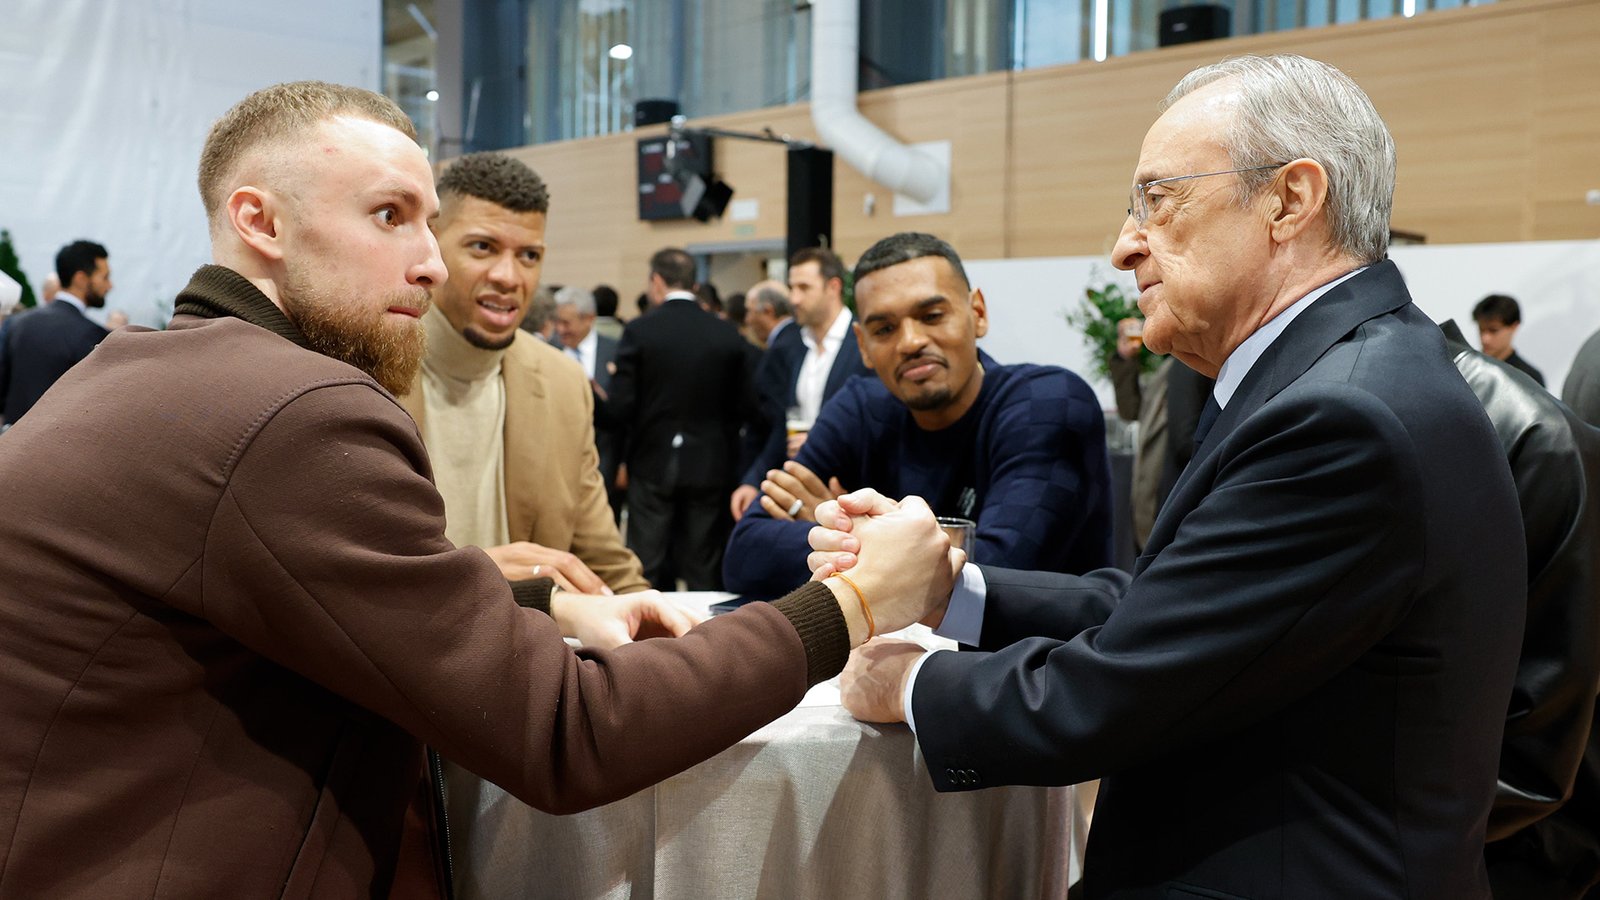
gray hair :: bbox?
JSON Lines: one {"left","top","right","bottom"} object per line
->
{"left": 747, "top": 281, "right": 792, "bottom": 318}
{"left": 522, "top": 286, "right": 559, "bottom": 334}
{"left": 1162, "top": 54, "right": 1396, "bottom": 264}
{"left": 554, "top": 284, "right": 595, "bottom": 316}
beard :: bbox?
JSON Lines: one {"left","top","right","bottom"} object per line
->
{"left": 280, "top": 265, "right": 430, "bottom": 394}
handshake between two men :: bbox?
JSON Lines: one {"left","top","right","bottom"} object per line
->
{"left": 804, "top": 488, "right": 963, "bottom": 723}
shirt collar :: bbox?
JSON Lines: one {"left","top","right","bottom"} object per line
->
{"left": 1213, "top": 267, "right": 1365, "bottom": 409}
{"left": 54, "top": 291, "right": 89, "bottom": 314}
{"left": 664, "top": 290, "right": 698, "bottom": 304}
{"left": 577, "top": 328, "right": 598, "bottom": 357}
{"left": 802, "top": 307, "right": 852, "bottom": 351}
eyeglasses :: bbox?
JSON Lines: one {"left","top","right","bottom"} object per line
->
{"left": 1126, "top": 164, "right": 1288, "bottom": 226}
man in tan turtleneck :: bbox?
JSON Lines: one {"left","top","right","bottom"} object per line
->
{"left": 398, "top": 152, "right": 649, "bottom": 595}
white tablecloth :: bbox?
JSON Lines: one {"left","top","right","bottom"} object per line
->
{"left": 444, "top": 594, "right": 1077, "bottom": 899}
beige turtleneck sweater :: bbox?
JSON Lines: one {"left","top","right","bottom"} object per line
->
{"left": 419, "top": 306, "right": 510, "bottom": 550}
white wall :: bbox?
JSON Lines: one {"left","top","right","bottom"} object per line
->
{"left": 0, "top": 0, "right": 381, "bottom": 327}
{"left": 970, "top": 240, "right": 1600, "bottom": 408}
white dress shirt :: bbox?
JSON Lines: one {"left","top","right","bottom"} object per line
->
{"left": 794, "top": 308, "right": 852, "bottom": 425}
{"left": 903, "top": 267, "right": 1366, "bottom": 732}
{"left": 566, "top": 328, "right": 599, "bottom": 380}
{"left": 54, "top": 291, "right": 89, "bottom": 314}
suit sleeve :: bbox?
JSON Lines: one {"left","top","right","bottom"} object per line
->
{"left": 971, "top": 371, "right": 1112, "bottom": 573}
{"left": 191, "top": 384, "right": 848, "bottom": 815}
{"left": 562, "top": 364, "right": 651, "bottom": 594}
{"left": 598, "top": 324, "right": 639, "bottom": 430}
{"left": 912, "top": 383, "right": 1428, "bottom": 790}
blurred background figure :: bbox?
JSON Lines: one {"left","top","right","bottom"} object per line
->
{"left": 1474, "top": 293, "right": 1545, "bottom": 387}
{"left": 605, "top": 247, "right": 756, "bottom": 590}
{"left": 591, "top": 283, "right": 623, "bottom": 340}
{"left": 519, "top": 284, "right": 561, "bottom": 345}
{"left": 1, "top": 240, "right": 112, "bottom": 427}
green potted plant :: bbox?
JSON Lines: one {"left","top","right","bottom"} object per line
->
{"left": 0, "top": 229, "right": 37, "bottom": 309}
{"left": 1064, "top": 272, "right": 1160, "bottom": 382}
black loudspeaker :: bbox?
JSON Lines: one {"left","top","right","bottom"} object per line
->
{"left": 634, "top": 98, "right": 680, "bottom": 127}
{"left": 1158, "top": 5, "right": 1231, "bottom": 46}
{"left": 786, "top": 147, "right": 834, "bottom": 263}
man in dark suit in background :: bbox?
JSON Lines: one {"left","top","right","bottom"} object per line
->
{"left": 555, "top": 284, "right": 626, "bottom": 521}
{"left": 0, "top": 240, "right": 113, "bottom": 428}
{"left": 823, "top": 55, "right": 1526, "bottom": 898}
{"left": 607, "top": 247, "right": 756, "bottom": 589}
{"left": 730, "top": 248, "right": 870, "bottom": 520}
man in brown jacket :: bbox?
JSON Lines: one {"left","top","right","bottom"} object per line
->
{"left": 396, "top": 152, "right": 647, "bottom": 596}
{"left": 0, "top": 82, "right": 957, "bottom": 898}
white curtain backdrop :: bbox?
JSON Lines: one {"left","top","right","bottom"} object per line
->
{"left": 970, "top": 240, "right": 1600, "bottom": 407}
{"left": 0, "top": 0, "right": 381, "bottom": 327}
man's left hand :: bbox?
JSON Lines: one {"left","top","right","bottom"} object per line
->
{"left": 840, "top": 638, "right": 926, "bottom": 723}
{"left": 759, "top": 461, "right": 846, "bottom": 523}
{"left": 549, "top": 590, "right": 706, "bottom": 650}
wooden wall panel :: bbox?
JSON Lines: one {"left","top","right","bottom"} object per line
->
{"left": 499, "top": 0, "right": 1599, "bottom": 304}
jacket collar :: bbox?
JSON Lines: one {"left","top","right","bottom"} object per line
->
{"left": 171, "top": 265, "right": 312, "bottom": 350}
{"left": 1187, "top": 259, "right": 1413, "bottom": 468}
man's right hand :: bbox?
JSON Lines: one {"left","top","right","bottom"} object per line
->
{"left": 730, "top": 484, "right": 760, "bottom": 521}
{"left": 485, "top": 541, "right": 612, "bottom": 595}
{"left": 1116, "top": 317, "right": 1144, "bottom": 360}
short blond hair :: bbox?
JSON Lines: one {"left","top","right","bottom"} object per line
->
{"left": 197, "top": 81, "right": 416, "bottom": 222}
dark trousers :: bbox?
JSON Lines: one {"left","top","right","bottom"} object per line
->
{"left": 625, "top": 479, "right": 732, "bottom": 591}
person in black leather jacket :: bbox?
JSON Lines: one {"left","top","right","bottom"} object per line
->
{"left": 1442, "top": 319, "right": 1600, "bottom": 899}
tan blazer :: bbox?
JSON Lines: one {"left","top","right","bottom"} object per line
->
{"left": 399, "top": 332, "right": 649, "bottom": 593}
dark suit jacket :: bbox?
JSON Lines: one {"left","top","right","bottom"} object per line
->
{"left": 605, "top": 298, "right": 756, "bottom": 490}
{"left": 740, "top": 314, "right": 871, "bottom": 487}
{"left": 912, "top": 262, "right": 1527, "bottom": 898}
{"left": 588, "top": 332, "right": 623, "bottom": 485}
{"left": 0, "top": 300, "right": 109, "bottom": 424}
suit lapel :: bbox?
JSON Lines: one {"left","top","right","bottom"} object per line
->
{"left": 500, "top": 338, "right": 547, "bottom": 541}
{"left": 1187, "top": 261, "right": 1411, "bottom": 474}
{"left": 396, "top": 379, "right": 427, "bottom": 434}
{"left": 825, "top": 327, "right": 864, "bottom": 397}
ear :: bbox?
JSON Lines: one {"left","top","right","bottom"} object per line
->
{"left": 969, "top": 288, "right": 989, "bottom": 339}
{"left": 226, "top": 186, "right": 287, "bottom": 263}
{"left": 1267, "top": 158, "right": 1329, "bottom": 246}
{"left": 852, "top": 321, "right": 872, "bottom": 368}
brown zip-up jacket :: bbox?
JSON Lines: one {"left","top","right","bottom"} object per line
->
{"left": 0, "top": 265, "right": 848, "bottom": 898}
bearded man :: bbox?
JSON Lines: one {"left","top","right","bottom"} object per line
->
{"left": 0, "top": 81, "right": 953, "bottom": 898}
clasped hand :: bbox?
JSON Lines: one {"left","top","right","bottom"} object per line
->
{"left": 807, "top": 489, "right": 965, "bottom": 724}
{"left": 806, "top": 489, "right": 962, "bottom": 636}
{"left": 549, "top": 590, "right": 706, "bottom": 651}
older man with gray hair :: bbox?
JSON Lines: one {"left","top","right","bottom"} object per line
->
{"left": 555, "top": 282, "right": 626, "bottom": 518}
{"left": 743, "top": 279, "right": 793, "bottom": 347}
{"left": 822, "top": 54, "right": 1525, "bottom": 898}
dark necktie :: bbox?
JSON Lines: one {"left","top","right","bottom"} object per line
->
{"left": 1193, "top": 395, "right": 1222, "bottom": 446}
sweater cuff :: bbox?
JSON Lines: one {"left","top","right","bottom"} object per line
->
{"left": 770, "top": 580, "right": 851, "bottom": 687}
{"left": 510, "top": 578, "right": 556, "bottom": 615}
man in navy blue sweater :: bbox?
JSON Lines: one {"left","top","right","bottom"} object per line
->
{"left": 723, "top": 232, "right": 1112, "bottom": 599}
